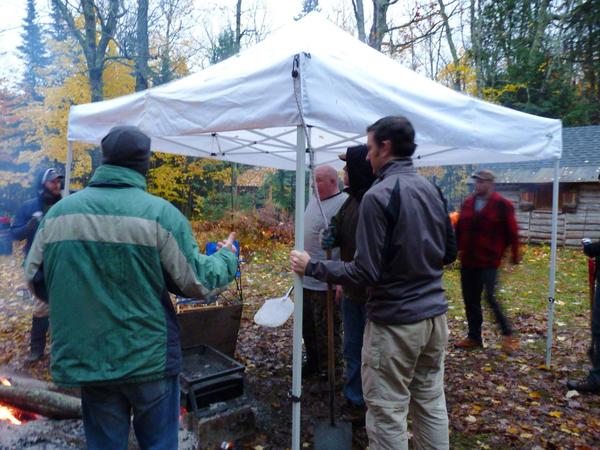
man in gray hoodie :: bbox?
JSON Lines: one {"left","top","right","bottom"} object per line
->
{"left": 291, "top": 116, "right": 456, "bottom": 450}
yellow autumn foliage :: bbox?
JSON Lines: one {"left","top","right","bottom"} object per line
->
{"left": 20, "top": 40, "right": 136, "bottom": 189}
{"left": 148, "top": 153, "right": 233, "bottom": 217}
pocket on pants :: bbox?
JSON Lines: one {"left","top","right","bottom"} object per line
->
{"left": 362, "top": 322, "right": 381, "bottom": 370}
{"left": 128, "top": 378, "right": 170, "bottom": 406}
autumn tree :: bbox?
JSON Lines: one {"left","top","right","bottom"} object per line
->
{"left": 147, "top": 154, "right": 233, "bottom": 219}
{"left": 563, "top": 0, "right": 600, "bottom": 123}
{"left": 152, "top": 0, "right": 194, "bottom": 85}
{"left": 468, "top": 0, "right": 583, "bottom": 121}
{"left": 135, "top": 0, "right": 150, "bottom": 91}
{"left": 51, "top": 0, "right": 123, "bottom": 102}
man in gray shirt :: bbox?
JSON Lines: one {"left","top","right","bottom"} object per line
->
{"left": 292, "top": 117, "right": 456, "bottom": 449}
{"left": 303, "top": 165, "right": 347, "bottom": 379}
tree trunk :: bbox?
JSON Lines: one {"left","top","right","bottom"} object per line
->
{"left": 368, "top": 0, "right": 390, "bottom": 51}
{"left": 88, "top": 67, "right": 104, "bottom": 103}
{"left": 52, "top": 0, "right": 121, "bottom": 102}
{"left": 470, "top": 0, "right": 482, "bottom": 97}
{"left": 235, "top": 0, "right": 243, "bottom": 53}
{"left": 136, "top": 0, "right": 150, "bottom": 91}
{"left": 438, "top": 0, "right": 461, "bottom": 91}
{"left": 352, "top": 0, "right": 366, "bottom": 43}
{"left": 0, "top": 385, "right": 81, "bottom": 419}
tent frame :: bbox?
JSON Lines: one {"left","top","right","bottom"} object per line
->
{"left": 64, "top": 135, "right": 561, "bottom": 450}
{"left": 61, "top": 15, "right": 563, "bottom": 450}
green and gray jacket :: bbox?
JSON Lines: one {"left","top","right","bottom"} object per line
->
{"left": 24, "top": 164, "right": 237, "bottom": 387}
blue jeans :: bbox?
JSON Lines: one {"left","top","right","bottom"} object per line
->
{"left": 342, "top": 298, "right": 367, "bottom": 406}
{"left": 81, "top": 376, "right": 180, "bottom": 450}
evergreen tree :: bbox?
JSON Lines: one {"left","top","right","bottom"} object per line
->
{"left": 17, "top": 0, "right": 49, "bottom": 101}
{"left": 49, "top": 0, "right": 69, "bottom": 42}
{"left": 471, "top": 0, "right": 581, "bottom": 122}
{"left": 563, "top": 0, "right": 600, "bottom": 124}
{"left": 209, "top": 28, "right": 238, "bottom": 64}
{"left": 296, "top": 0, "right": 320, "bottom": 20}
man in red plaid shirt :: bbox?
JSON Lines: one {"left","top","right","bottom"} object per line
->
{"left": 455, "top": 169, "right": 521, "bottom": 354}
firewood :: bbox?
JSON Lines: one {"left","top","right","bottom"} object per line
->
{"left": 0, "top": 385, "right": 81, "bottom": 419}
{"left": 1, "top": 373, "right": 80, "bottom": 398}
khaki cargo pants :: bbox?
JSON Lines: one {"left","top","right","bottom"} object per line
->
{"left": 361, "top": 314, "right": 449, "bottom": 450}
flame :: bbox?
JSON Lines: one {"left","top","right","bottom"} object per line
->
{"left": 0, "top": 377, "right": 22, "bottom": 424}
{"left": 0, "top": 405, "right": 21, "bottom": 425}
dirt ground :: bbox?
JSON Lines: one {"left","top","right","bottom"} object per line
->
{"left": 1, "top": 245, "right": 600, "bottom": 449}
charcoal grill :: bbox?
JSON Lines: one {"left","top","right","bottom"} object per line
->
{"left": 180, "top": 345, "right": 245, "bottom": 417}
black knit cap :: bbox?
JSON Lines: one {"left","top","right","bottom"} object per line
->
{"left": 344, "top": 144, "right": 376, "bottom": 199}
{"left": 101, "top": 126, "right": 151, "bottom": 175}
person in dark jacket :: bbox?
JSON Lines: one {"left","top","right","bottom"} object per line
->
{"left": 320, "top": 144, "right": 375, "bottom": 423}
{"left": 454, "top": 169, "right": 520, "bottom": 354}
{"left": 11, "top": 167, "right": 63, "bottom": 363}
{"left": 292, "top": 116, "right": 456, "bottom": 450}
{"left": 567, "top": 189, "right": 600, "bottom": 394}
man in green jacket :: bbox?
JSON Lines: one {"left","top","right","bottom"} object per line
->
{"left": 24, "top": 126, "right": 238, "bottom": 450}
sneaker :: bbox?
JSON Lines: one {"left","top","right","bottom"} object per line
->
{"left": 502, "top": 336, "right": 519, "bottom": 354}
{"left": 341, "top": 401, "right": 366, "bottom": 425}
{"left": 455, "top": 337, "right": 483, "bottom": 349}
{"left": 566, "top": 379, "right": 600, "bottom": 394}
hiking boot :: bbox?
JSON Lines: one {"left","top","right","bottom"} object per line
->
{"left": 455, "top": 337, "right": 483, "bottom": 349}
{"left": 341, "top": 401, "right": 366, "bottom": 426}
{"left": 566, "top": 379, "right": 600, "bottom": 394}
{"left": 24, "top": 350, "right": 44, "bottom": 364}
{"left": 502, "top": 336, "right": 519, "bottom": 354}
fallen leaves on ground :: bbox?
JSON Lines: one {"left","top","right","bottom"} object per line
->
{"left": 1, "top": 243, "right": 599, "bottom": 448}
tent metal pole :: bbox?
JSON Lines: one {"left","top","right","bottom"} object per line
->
{"left": 64, "top": 141, "right": 73, "bottom": 196}
{"left": 291, "top": 125, "right": 306, "bottom": 450}
{"left": 545, "top": 158, "right": 560, "bottom": 367}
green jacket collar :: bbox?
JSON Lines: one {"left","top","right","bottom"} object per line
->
{"left": 89, "top": 165, "right": 147, "bottom": 190}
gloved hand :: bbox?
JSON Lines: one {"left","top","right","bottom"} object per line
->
{"left": 25, "top": 217, "right": 39, "bottom": 231}
{"left": 319, "top": 225, "right": 336, "bottom": 250}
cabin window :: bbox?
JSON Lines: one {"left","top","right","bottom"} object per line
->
{"left": 518, "top": 190, "right": 535, "bottom": 211}
{"left": 534, "top": 185, "right": 553, "bottom": 210}
{"left": 529, "top": 184, "right": 578, "bottom": 211}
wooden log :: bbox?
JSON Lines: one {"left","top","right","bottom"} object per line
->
{"left": 530, "top": 227, "right": 564, "bottom": 234}
{"left": 529, "top": 233, "right": 561, "bottom": 240}
{"left": 565, "top": 215, "right": 600, "bottom": 222}
{"left": 565, "top": 224, "right": 600, "bottom": 231}
{"left": 565, "top": 239, "right": 594, "bottom": 247}
{"left": 0, "top": 373, "right": 79, "bottom": 398}
{"left": 566, "top": 233, "right": 600, "bottom": 240}
{"left": 530, "top": 239, "right": 565, "bottom": 245}
{"left": 0, "top": 385, "right": 81, "bottom": 419}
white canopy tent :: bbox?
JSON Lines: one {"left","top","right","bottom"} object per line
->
{"left": 66, "top": 13, "right": 562, "bottom": 450}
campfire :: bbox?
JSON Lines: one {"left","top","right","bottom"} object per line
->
{"left": 0, "top": 378, "right": 22, "bottom": 425}
{"left": 0, "top": 377, "right": 40, "bottom": 425}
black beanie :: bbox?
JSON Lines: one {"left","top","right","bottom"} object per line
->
{"left": 101, "top": 126, "right": 151, "bottom": 175}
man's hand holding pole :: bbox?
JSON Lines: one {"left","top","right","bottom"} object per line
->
{"left": 290, "top": 250, "right": 311, "bottom": 275}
